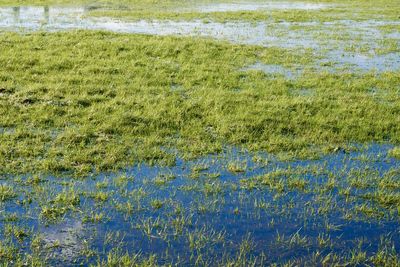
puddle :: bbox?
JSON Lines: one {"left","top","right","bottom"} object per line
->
{"left": 322, "top": 51, "right": 400, "bottom": 72}
{"left": 0, "top": 127, "right": 15, "bottom": 134}
{"left": 242, "top": 62, "right": 300, "bottom": 79}
{"left": 40, "top": 219, "right": 86, "bottom": 263}
{"left": 0, "top": 6, "right": 90, "bottom": 30}
{"left": 289, "top": 88, "right": 314, "bottom": 97}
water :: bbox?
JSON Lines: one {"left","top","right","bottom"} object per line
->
{"left": 323, "top": 51, "right": 400, "bottom": 72}
{"left": 0, "top": 6, "right": 399, "bottom": 73}
{"left": 1, "top": 144, "right": 400, "bottom": 265}
{"left": 241, "top": 62, "right": 300, "bottom": 79}
{"left": 188, "top": 2, "right": 329, "bottom": 12}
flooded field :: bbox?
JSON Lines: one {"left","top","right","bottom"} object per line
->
{"left": 184, "top": 2, "right": 330, "bottom": 12}
{"left": 0, "top": 5, "right": 399, "bottom": 72}
{"left": 0, "top": 0, "right": 399, "bottom": 266}
{"left": 2, "top": 144, "right": 400, "bottom": 265}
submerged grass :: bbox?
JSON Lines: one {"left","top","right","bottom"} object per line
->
{"left": 0, "top": 143, "right": 399, "bottom": 265}
{"left": 0, "top": 31, "right": 399, "bottom": 176}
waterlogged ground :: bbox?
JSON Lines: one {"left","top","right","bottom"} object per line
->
{"left": 0, "top": 5, "right": 399, "bottom": 72}
{"left": 0, "top": 0, "right": 400, "bottom": 266}
{"left": 1, "top": 145, "right": 400, "bottom": 265}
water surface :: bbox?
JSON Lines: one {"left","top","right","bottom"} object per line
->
{"left": 1, "top": 144, "right": 400, "bottom": 265}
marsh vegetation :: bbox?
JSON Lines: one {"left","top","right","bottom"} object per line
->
{"left": 0, "top": 0, "right": 399, "bottom": 265}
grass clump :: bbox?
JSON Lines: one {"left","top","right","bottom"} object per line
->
{"left": 0, "top": 185, "right": 16, "bottom": 202}
{"left": 40, "top": 205, "right": 67, "bottom": 220}
{"left": 389, "top": 147, "right": 400, "bottom": 159}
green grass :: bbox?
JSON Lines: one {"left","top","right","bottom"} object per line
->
{"left": 0, "top": 185, "right": 16, "bottom": 202}
{"left": 389, "top": 147, "right": 400, "bottom": 159}
{"left": 0, "top": 31, "right": 399, "bottom": 176}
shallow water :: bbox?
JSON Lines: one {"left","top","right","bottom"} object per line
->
{"left": 323, "top": 51, "right": 400, "bottom": 72}
{"left": 1, "top": 144, "right": 400, "bottom": 264}
{"left": 187, "top": 2, "right": 329, "bottom": 12}
{"left": 241, "top": 62, "right": 300, "bottom": 79}
{"left": 0, "top": 6, "right": 399, "bottom": 73}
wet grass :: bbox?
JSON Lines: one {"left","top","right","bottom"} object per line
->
{"left": 83, "top": 0, "right": 400, "bottom": 22}
{"left": 0, "top": 144, "right": 399, "bottom": 265}
{"left": 389, "top": 147, "right": 400, "bottom": 159}
{"left": 2, "top": 0, "right": 399, "bottom": 22}
{"left": 0, "top": 31, "right": 399, "bottom": 176}
{"left": 0, "top": 0, "right": 399, "bottom": 265}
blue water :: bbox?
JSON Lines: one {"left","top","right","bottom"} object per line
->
{"left": 0, "top": 143, "right": 399, "bottom": 265}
